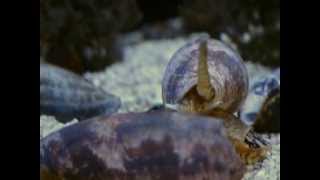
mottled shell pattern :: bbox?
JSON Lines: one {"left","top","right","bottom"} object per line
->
{"left": 40, "top": 63, "right": 121, "bottom": 122}
{"left": 40, "top": 111, "right": 245, "bottom": 180}
{"left": 239, "top": 68, "right": 280, "bottom": 126}
{"left": 162, "top": 36, "right": 249, "bottom": 114}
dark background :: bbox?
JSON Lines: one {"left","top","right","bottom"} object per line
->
{"left": 40, "top": 0, "right": 279, "bottom": 74}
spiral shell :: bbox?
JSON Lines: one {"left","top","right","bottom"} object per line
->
{"left": 162, "top": 36, "right": 249, "bottom": 115}
{"left": 40, "top": 111, "right": 245, "bottom": 180}
{"left": 40, "top": 63, "right": 121, "bottom": 122}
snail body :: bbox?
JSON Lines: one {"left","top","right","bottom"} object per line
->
{"left": 40, "top": 63, "right": 121, "bottom": 123}
{"left": 40, "top": 111, "right": 245, "bottom": 180}
{"left": 162, "top": 36, "right": 267, "bottom": 164}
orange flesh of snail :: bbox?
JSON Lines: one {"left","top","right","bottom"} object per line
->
{"left": 177, "top": 41, "right": 268, "bottom": 165}
{"left": 231, "top": 138, "right": 268, "bottom": 165}
{"left": 180, "top": 90, "right": 268, "bottom": 165}
{"left": 206, "top": 111, "right": 268, "bottom": 165}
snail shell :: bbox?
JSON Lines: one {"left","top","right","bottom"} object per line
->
{"left": 162, "top": 36, "right": 249, "bottom": 115}
{"left": 240, "top": 68, "right": 280, "bottom": 131}
{"left": 40, "top": 63, "right": 121, "bottom": 123}
{"left": 239, "top": 68, "right": 280, "bottom": 126}
{"left": 40, "top": 111, "right": 245, "bottom": 180}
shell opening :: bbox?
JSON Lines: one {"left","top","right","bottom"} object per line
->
{"left": 177, "top": 40, "right": 226, "bottom": 114}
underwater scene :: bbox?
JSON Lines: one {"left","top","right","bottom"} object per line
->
{"left": 40, "top": 0, "right": 280, "bottom": 179}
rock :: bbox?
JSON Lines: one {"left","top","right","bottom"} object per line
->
{"left": 135, "top": 0, "right": 180, "bottom": 23}
{"left": 179, "top": 0, "right": 280, "bottom": 67}
{"left": 40, "top": 0, "right": 142, "bottom": 74}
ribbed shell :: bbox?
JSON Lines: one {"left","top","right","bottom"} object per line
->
{"left": 162, "top": 37, "right": 249, "bottom": 114}
{"left": 40, "top": 63, "right": 121, "bottom": 122}
{"left": 40, "top": 111, "right": 245, "bottom": 180}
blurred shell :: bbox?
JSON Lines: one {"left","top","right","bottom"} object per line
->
{"left": 240, "top": 68, "right": 280, "bottom": 129}
{"left": 253, "top": 90, "right": 280, "bottom": 133}
{"left": 40, "top": 63, "right": 121, "bottom": 123}
{"left": 40, "top": 111, "right": 245, "bottom": 180}
{"left": 162, "top": 36, "right": 249, "bottom": 114}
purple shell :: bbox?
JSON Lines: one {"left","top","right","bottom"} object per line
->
{"left": 162, "top": 37, "right": 249, "bottom": 113}
{"left": 40, "top": 111, "right": 245, "bottom": 180}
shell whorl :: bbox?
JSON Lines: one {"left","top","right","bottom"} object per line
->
{"left": 40, "top": 63, "right": 121, "bottom": 122}
{"left": 162, "top": 37, "right": 249, "bottom": 114}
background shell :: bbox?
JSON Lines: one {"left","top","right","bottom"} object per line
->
{"left": 40, "top": 111, "right": 245, "bottom": 180}
{"left": 240, "top": 68, "right": 280, "bottom": 128}
{"left": 162, "top": 37, "right": 249, "bottom": 113}
{"left": 40, "top": 63, "right": 121, "bottom": 123}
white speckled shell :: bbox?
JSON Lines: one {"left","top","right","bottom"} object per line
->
{"left": 240, "top": 68, "right": 280, "bottom": 126}
{"left": 162, "top": 37, "right": 249, "bottom": 113}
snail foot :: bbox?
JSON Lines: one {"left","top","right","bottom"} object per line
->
{"left": 231, "top": 138, "right": 269, "bottom": 165}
